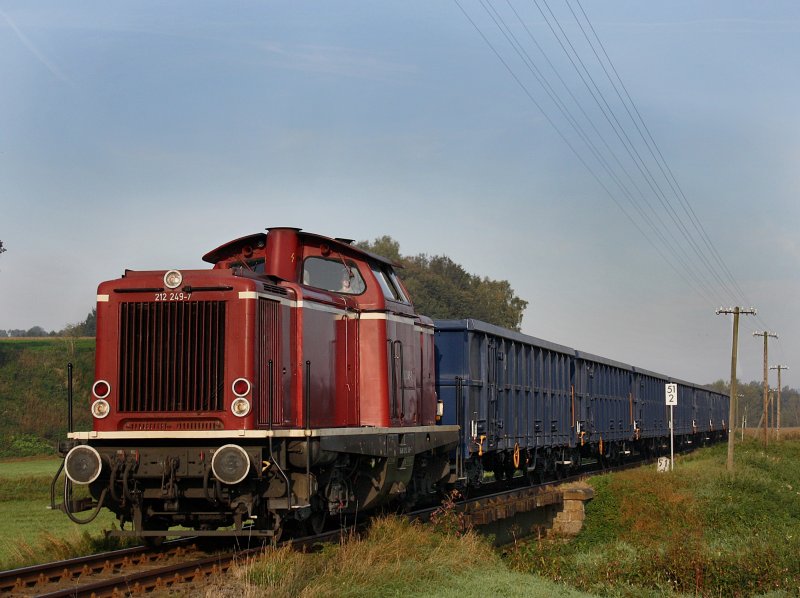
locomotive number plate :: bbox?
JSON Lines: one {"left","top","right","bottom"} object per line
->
{"left": 154, "top": 292, "right": 192, "bottom": 302}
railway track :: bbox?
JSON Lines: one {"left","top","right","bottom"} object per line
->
{"left": 0, "top": 529, "right": 348, "bottom": 598}
{"left": 0, "top": 538, "right": 206, "bottom": 597}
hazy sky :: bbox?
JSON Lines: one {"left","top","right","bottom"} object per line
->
{"left": 1, "top": 1, "right": 797, "bottom": 389}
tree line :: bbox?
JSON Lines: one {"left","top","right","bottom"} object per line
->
{"left": 709, "top": 378, "right": 800, "bottom": 429}
{"left": 1, "top": 309, "right": 96, "bottom": 338}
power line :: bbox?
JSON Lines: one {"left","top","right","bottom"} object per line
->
{"left": 456, "top": 0, "right": 728, "bottom": 304}
{"left": 453, "top": 0, "right": 766, "bottom": 318}
{"left": 564, "top": 0, "right": 744, "bottom": 302}
{"left": 476, "top": 0, "right": 722, "bottom": 301}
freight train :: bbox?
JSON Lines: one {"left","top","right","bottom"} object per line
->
{"left": 54, "top": 227, "right": 728, "bottom": 540}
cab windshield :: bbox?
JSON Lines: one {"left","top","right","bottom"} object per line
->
{"left": 303, "top": 257, "right": 366, "bottom": 295}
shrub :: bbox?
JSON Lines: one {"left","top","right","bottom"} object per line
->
{"left": 0, "top": 434, "right": 53, "bottom": 458}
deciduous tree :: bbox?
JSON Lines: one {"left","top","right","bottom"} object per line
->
{"left": 358, "top": 236, "right": 528, "bottom": 330}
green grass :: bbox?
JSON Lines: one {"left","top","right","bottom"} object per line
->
{"left": 0, "top": 456, "right": 64, "bottom": 478}
{"left": 205, "top": 516, "right": 596, "bottom": 598}
{"left": 507, "top": 439, "right": 800, "bottom": 597}
{"left": 0, "top": 457, "right": 121, "bottom": 569}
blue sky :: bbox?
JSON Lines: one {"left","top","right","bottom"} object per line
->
{"left": 1, "top": 1, "right": 797, "bottom": 389}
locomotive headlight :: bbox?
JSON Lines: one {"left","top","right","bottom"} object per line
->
{"left": 163, "top": 269, "right": 183, "bottom": 289}
{"left": 211, "top": 444, "right": 250, "bottom": 485}
{"left": 231, "top": 397, "right": 251, "bottom": 417}
{"left": 64, "top": 445, "right": 103, "bottom": 485}
{"left": 91, "top": 399, "right": 111, "bottom": 419}
{"left": 92, "top": 380, "right": 111, "bottom": 399}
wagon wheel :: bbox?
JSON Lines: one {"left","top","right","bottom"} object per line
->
{"left": 525, "top": 450, "right": 541, "bottom": 486}
{"left": 545, "top": 449, "right": 558, "bottom": 479}
{"left": 465, "top": 458, "right": 484, "bottom": 488}
{"left": 571, "top": 448, "right": 582, "bottom": 472}
{"left": 503, "top": 450, "right": 517, "bottom": 482}
{"left": 553, "top": 450, "right": 566, "bottom": 480}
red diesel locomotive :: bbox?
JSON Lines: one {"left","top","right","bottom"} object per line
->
{"left": 58, "top": 228, "right": 459, "bottom": 538}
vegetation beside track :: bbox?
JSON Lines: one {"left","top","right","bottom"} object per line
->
{"left": 0, "top": 338, "right": 95, "bottom": 457}
{"left": 0, "top": 456, "right": 122, "bottom": 569}
{"left": 507, "top": 437, "right": 800, "bottom": 596}
{"left": 207, "top": 515, "right": 593, "bottom": 598}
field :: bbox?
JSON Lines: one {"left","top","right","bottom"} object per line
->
{"left": 0, "top": 456, "right": 121, "bottom": 569}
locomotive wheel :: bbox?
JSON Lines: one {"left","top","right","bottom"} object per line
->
{"left": 308, "top": 509, "right": 327, "bottom": 535}
{"left": 259, "top": 512, "right": 283, "bottom": 543}
{"left": 269, "top": 517, "right": 284, "bottom": 543}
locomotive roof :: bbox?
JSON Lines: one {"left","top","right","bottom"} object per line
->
{"left": 201, "top": 228, "right": 399, "bottom": 267}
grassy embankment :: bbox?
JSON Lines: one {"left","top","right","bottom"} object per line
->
{"left": 0, "top": 338, "right": 95, "bottom": 457}
{"left": 508, "top": 435, "right": 800, "bottom": 597}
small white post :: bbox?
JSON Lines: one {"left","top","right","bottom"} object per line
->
{"left": 670, "top": 405, "right": 674, "bottom": 471}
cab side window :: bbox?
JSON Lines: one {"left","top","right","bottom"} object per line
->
{"left": 303, "top": 257, "right": 366, "bottom": 295}
{"left": 371, "top": 265, "right": 409, "bottom": 303}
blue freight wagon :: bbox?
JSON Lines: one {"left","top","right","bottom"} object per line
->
{"left": 433, "top": 319, "right": 728, "bottom": 485}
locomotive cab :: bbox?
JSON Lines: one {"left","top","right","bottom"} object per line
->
{"left": 56, "top": 227, "right": 459, "bottom": 539}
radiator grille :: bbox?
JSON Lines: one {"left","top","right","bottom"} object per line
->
{"left": 256, "top": 298, "right": 283, "bottom": 426}
{"left": 118, "top": 301, "right": 226, "bottom": 412}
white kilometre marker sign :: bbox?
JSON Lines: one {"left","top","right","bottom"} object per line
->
{"left": 665, "top": 383, "right": 677, "bottom": 470}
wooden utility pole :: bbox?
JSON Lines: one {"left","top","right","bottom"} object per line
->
{"left": 717, "top": 307, "right": 756, "bottom": 471}
{"left": 770, "top": 365, "right": 789, "bottom": 440}
{"left": 768, "top": 388, "right": 774, "bottom": 432}
{"left": 753, "top": 331, "right": 778, "bottom": 448}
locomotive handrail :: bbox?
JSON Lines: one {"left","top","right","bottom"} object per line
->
{"left": 67, "top": 362, "right": 73, "bottom": 434}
